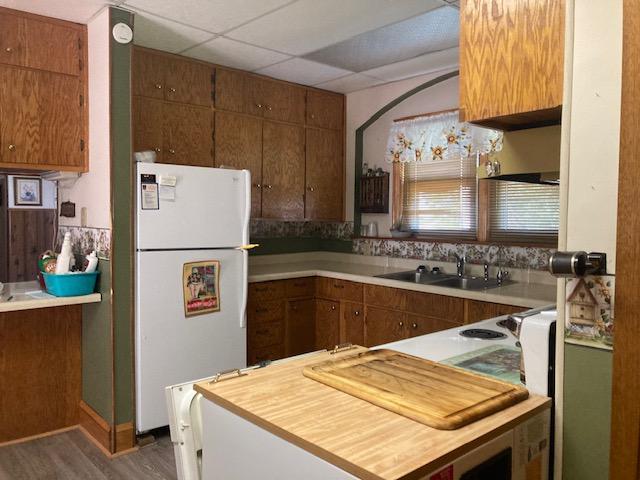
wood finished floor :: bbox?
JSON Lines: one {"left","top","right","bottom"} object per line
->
{"left": 0, "top": 429, "right": 177, "bottom": 480}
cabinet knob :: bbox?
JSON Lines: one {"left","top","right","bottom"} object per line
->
{"left": 255, "top": 183, "right": 262, "bottom": 189}
{"left": 266, "top": 105, "right": 272, "bottom": 111}
{"left": 265, "top": 184, "right": 273, "bottom": 189}
{"left": 292, "top": 305, "right": 298, "bottom": 311}
{"left": 256, "top": 103, "right": 263, "bottom": 109}
{"left": 5, "top": 47, "right": 12, "bottom": 53}
{"left": 331, "top": 305, "right": 336, "bottom": 311}
{"left": 307, "top": 186, "right": 315, "bottom": 192}
{"left": 311, "top": 114, "right": 315, "bottom": 119}
{"left": 412, "top": 323, "right": 418, "bottom": 329}
{"left": 169, "top": 87, "right": 176, "bottom": 93}
{"left": 8, "top": 144, "right": 15, "bottom": 151}
{"left": 354, "top": 311, "right": 360, "bottom": 316}
{"left": 154, "top": 147, "right": 161, "bottom": 153}
{"left": 398, "top": 321, "right": 404, "bottom": 327}
{"left": 155, "top": 84, "right": 163, "bottom": 89}
{"left": 168, "top": 149, "right": 176, "bottom": 155}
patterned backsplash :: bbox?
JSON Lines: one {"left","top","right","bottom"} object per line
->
{"left": 57, "top": 226, "right": 111, "bottom": 260}
{"left": 250, "top": 219, "right": 354, "bottom": 240}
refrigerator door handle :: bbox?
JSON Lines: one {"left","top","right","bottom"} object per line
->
{"left": 240, "top": 248, "right": 248, "bottom": 329}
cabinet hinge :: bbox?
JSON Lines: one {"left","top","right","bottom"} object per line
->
{"left": 80, "top": 139, "right": 85, "bottom": 152}
{"left": 79, "top": 58, "right": 83, "bottom": 71}
{"left": 79, "top": 94, "right": 84, "bottom": 107}
{"left": 211, "top": 72, "right": 215, "bottom": 103}
{"left": 78, "top": 38, "right": 82, "bottom": 50}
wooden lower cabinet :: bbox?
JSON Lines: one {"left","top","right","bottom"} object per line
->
{"left": 315, "top": 298, "right": 340, "bottom": 350}
{"left": 248, "top": 278, "right": 526, "bottom": 362}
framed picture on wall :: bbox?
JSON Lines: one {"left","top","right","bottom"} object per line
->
{"left": 14, "top": 177, "right": 42, "bottom": 206}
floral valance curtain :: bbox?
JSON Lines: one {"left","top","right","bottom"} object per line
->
{"left": 385, "top": 110, "right": 503, "bottom": 163}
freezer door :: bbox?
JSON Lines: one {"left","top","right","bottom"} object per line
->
{"left": 136, "top": 163, "right": 250, "bottom": 250}
{"left": 136, "top": 248, "right": 247, "bottom": 433}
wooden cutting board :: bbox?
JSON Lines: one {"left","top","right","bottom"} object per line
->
{"left": 303, "top": 349, "right": 529, "bottom": 430}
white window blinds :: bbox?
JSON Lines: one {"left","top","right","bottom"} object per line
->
{"left": 488, "top": 180, "right": 559, "bottom": 244}
{"left": 400, "top": 155, "right": 477, "bottom": 239}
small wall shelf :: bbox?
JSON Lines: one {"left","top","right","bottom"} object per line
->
{"left": 360, "top": 173, "right": 390, "bottom": 214}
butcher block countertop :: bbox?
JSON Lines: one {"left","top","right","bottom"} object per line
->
{"left": 195, "top": 347, "right": 551, "bottom": 480}
{"left": 0, "top": 281, "right": 102, "bottom": 313}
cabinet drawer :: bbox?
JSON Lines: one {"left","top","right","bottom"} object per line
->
{"left": 285, "top": 277, "right": 315, "bottom": 298}
{"left": 247, "top": 300, "right": 284, "bottom": 324}
{"left": 247, "top": 343, "right": 285, "bottom": 366}
{"left": 405, "top": 290, "right": 464, "bottom": 323}
{"left": 248, "top": 321, "right": 283, "bottom": 349}
{"left": 406, "top": 313, "right": 461, "bottom": 338}
{"left": 249, "top": 281, "right": 286, "bottom": 303}
{"left": 364, "top": 284, "right": 406, "bottom": 310}
{"left": 316, "top": 278, "right": 363, "bottom": 302}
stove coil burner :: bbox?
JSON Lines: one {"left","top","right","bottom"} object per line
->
{"left": 459, "top": 328, "right": 508, "bottom": 340}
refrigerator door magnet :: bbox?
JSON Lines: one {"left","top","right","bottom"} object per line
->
{"left": 141, "top": 174, "right": 159, "bottom": 210}
{"left": 183, "top": 260, "right": 220, "bottom": 317}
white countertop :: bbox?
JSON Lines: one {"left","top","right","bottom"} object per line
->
{"left": 0, "top": 281, "right": 102, "bottom": 313}
{"left": 249, "top": 259, "right": 556, "bottom": 308}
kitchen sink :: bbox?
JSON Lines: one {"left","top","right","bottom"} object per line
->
{"left": 375, "top": 270, "right": 455, "bottom": 284}
{"left": 375, "top": 270, "right": 512, "bottom": 291}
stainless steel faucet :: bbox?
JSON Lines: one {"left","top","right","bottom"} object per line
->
{"left": 455, "top": 254, "right": 466, "bottom": 277}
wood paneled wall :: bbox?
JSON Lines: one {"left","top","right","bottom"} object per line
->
{"left": 8, "top": 208, "right": 56, "bottom": 282}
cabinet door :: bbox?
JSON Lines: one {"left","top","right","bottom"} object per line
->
{"left": 286, "top": 298, "right": 316, "bottom": 356}
{"left": 305, "top": 128, "right": 343, "bottom": 220}
{"left": 364, "top": 306, "right": 407, "bottom": 347}
{"left": 316, "top": 278, "right": 363, "bottom": 302}
{"left": 306, "top": 90, "right": 343, "bottom": 130}
{"left": 405, "top": 290, "right": 465, "bottom": 323}
{"left": 0, "top": 67, "right": 82, "bottom": 170}
{"left": 165, "top": 57, "right": 212, "bottom": 106}
{"left": 464, "top": 299, "right": 498, "bottom": 324}
{"left": 341, "top": 302, "right": 364, "bottom": 346}
{"left": 262, "top": 122, "right": 305, "bottom": 219}
{"left": 214, "top": 68, "right": 245, "bottom": 113}
{"left": 132, "top": 48, "right": 167, "bottom": 100}
{"left": 315, "top": 299, "right": 340, "bottom": 350}
{"left": 364, "top": 284, "right": 405, "bottom": 310}
{"left": 0, "top": 13, "right": 26, "bottom": 68}
{"left": 163, "top": 103, "right": 213, "bottom": 167}
{"left": 285, "top": 277, "right": 316, "bottom": 299}
{"left": 25, "top": 18, "right": 80, "bottom": 76}
{"left": 132, "top": 96, "right": 164, "bottom": 163}
{"left": 214, "top": 111, "right": 263, "bottom": 217}
{"left": 459, "top": 0, "right": 564, "bottom": 128}
{"left": 263, "top": 80, "right": 306, "bottom": 124}
{"left": 495, "top": 303, "right": 524, "bottom": 317}
{"left": 406, "top": 313, "right": 460, "bottom": 338}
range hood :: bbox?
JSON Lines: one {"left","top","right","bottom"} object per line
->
{"left": 477, "top": 125, "right": 561, "bottom": 184}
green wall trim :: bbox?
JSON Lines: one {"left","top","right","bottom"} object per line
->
{"left": 110, "top": 7, "right": 134, "bottom": 425}
{"left": 352, "top": 70, "right": 459, "bottom": 234}
{"left": 563, "top": 343, "right": 612, "bottom": 480}
{"left": 250, "top": 238, "right": 353, "bottom": 256}
{"left": 82, "top": 263, "right": 113, "bottom": 422}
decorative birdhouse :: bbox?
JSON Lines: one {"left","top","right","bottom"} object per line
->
{"left": 567, "top": 278, "right": 599, "bottom": 326}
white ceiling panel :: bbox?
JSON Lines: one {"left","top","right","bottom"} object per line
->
{"left": 183, "top": 37, "right": 290, "bottom": 71}
{"left": 303, "top": 7, "right": 459, "bottom": 72}
{"left": 123, "top": 0, "right": 293, "bottom": 34}
{"left": 0, "top": 0, "right": 115, "bottom": 23}
{"left": 256, "top": 58, "right": 352, "bottom": 86}
{"left": 314, "top": 73, "right": 385, "bottom": 94}
{"left": 362, "top": 47, "right": 459, "bottom": 82}
{"left": 226, "top": 0, "right": 446, "bottom": 55}
{"left": 131, "top": 9, "right": 215, "bottom": 53}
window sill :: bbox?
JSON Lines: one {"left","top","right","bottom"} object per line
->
{"left": 353, "top": 235, "right": 557, "bottom": 249}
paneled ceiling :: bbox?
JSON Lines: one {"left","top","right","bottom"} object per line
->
{"left": 1, "top": 0, "right": 460, "bottom": 93}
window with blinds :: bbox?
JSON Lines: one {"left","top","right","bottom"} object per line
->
{"left": 488, "top": 180, "right": 559, "bottom": 244}
{"left": 400, "top": 155, "right": 477, "bottom": 239}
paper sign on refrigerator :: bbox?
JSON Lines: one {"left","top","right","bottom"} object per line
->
{"left": 182, "top": 260, "right": 220, "bottom": 317}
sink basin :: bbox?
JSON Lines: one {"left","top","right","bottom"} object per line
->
{"left": 431, "top": 276, "right": 512, "bottom": 291}
{"left": 375, "top": 270, "right": 455, "bottom": 284}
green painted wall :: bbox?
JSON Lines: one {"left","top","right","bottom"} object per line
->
{"left": 110, "top": 7, "right": 134, "bottom": 425}
{"left": 250, "top": 237, "right": 352, "bottom": 255}
{"left": 563, "top": 343, "right": 612, "bottom": 480}
{"left": 82, "top": 263, "right": 113, "bottom": 422}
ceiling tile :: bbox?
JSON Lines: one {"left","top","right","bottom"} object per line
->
{"left": 303, "top": 6, "right": 459, "bottom": 72}
{"left": 256, "top": 58, "right": 352, "bottom": 86}
{"left": 131, "top": 9, "right": 215, "bottom": 53}
{"left": 123, "top": 0, "right": 293, "bottom": 34}
{"left": 361, "top": 47, "right": 459, "bottom": 82}
{"left": 226, "top": 0, "right": 445, "bottom": 55}
{"left": 0, "top": 0, "right": 114, "bottom": 23}
{"left": 182, "top": 37, "right": 290, "bottom": 70}
{"left": 314, "top": 73, "right": 385, "bottom": 94}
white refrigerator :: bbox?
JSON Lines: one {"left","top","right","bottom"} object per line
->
{"left": 135, "top": 162, "right": 250, "bottom": 433}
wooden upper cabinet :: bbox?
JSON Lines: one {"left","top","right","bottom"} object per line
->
{"left": 262, "top": 80, "right": 306, "bottom": 124}
{"left": 215, "top": 111, "right": 263, "bottom": 216}
{"left": 163, "top": 103, "right": 213, "bottom": 167}
{"left": 262, "top": 122, "right": 305, "bottom": 219}
{"left": 305, "top": 128, "right": 343, "bottom": 220}
{"left": 214, "top": 68, "right": 247, "bottom": 113}
{"left": 0, "top": 66, "right": 83, "bottom": 170}
{"left": 133, "top": 96, "right": 164, "bottom": 163}
{"left": 0, "top": 11, "right": 81, "bottom": 76}
{"left": 133, "top": 47, "right": 212, "bottom": 106}
{"left": 459, "top": 0, "right": 564, "bottom": 129}
{"left": 307, "top": 90, "right": 343, "bottom": 130}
